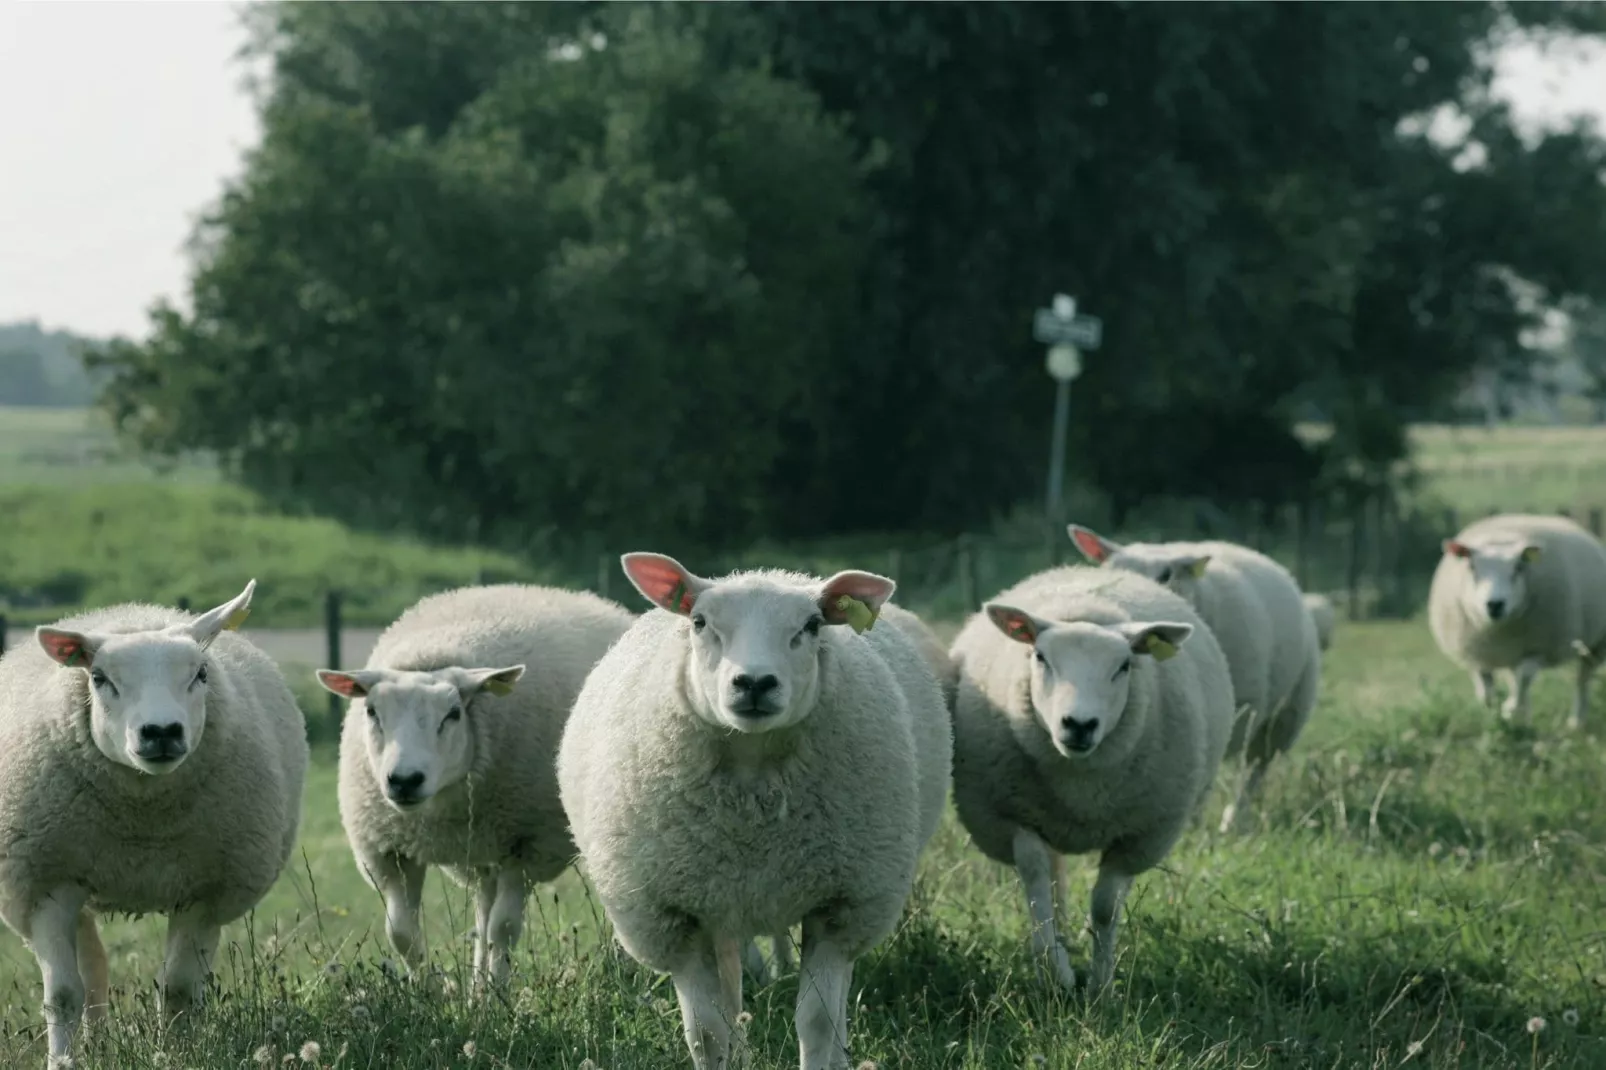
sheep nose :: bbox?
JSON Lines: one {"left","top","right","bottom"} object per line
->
{"left": 387, "top": 770, "right": 427, "bottom": 801}
{"left": 1060, "top": 716, "right": 1100, "bottom": 752}
{"left": 138, "top": 722, "right": 184, "bottom": 743}
{"left": 1487, "top": 598, "right": 1506, "bottom": 620}
{"left": 732, "top": 673, "right": 779, "bottom": 698}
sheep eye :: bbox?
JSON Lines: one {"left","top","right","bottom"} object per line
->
{"left": 1156, "top": 567, "right": 1173, "bottom": 584}
{"left": 90, "top": 669, "right": 111, "bottom": 690}
{"left": 691, "top": 614, "right": 707, "bottom": 633}
{"left": 443, "top": 706, "right": 463, "bottom": 725}
{"left": 1033, "top": 650, "right": 1047, "bottom": 666}
{"left": 804, "top": 616, "right": 823, "bottom": 637}
{"left": 365, "top": 704, "right": 378, "bottom": 720}
{"left": 1114, "top": 658, "right": 1132, "bottom": 679}
{"left": 193, "top": 664, "right": 209, "bottom": 687}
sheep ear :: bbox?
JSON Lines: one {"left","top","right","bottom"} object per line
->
{"left": 185, "top": 580, "right": 256, "bottom": 645}
{"left": 454, "top": 665, "right": 526, "bottom": 697}
{"left": 621, "top": 552, "right": 709, "bottom": 615}
{"left": 1520, "top": 544, "right": 1542, "bottom": 564}
{"left": 985, "top": 602, "right": 1047, "bottom": 645}
{"left": 819, "top": 571, "right": 895, "bottom": 632}
{"left": 1116, "top": 621, "right": 1193, "bottom": 661}
{"left": 1443, "top": 539, "right": 1472, "bottom": 559}
{"left": 1067, "top": 524, "right": 1121, "bottom": 564}
{"left": 37, "top": 627, "right": 98, "bottom": 669}
{"left": 1183, "top": 556, "right": 1211, "bottom": 579}
{"left": 316, "top": 669, "right": 384, "bottom": 699}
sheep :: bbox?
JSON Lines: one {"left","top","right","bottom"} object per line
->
{"left": 1068, "top": 524, "right": 1322, "bottom": 832}
{"left": 0, "top": 581, "right": 307, "bottom": 1069}
{"left": 949, "top": 565, "right": 1234, "bottom": 993}
{"left": 1303, "top": 592, "right": 1337, "bottom": 651}
{"left": 556, "top": 553, "right": 952, "bottom": 1070}
{"left": 316, "top": 583, "right": 634, "bottom": 993}
{"left": 1427, "top": 513, "right": 1606, "bottom": 727}
{"left": 880, "top": 602, "right": 959, "bottom": 712}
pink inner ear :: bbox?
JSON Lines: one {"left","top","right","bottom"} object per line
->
{"left": 39, "top": 631, "right": 86, "bottom": 667}
{"left": 1444, "top": 540, "right": 1471, "bottom": 559}
{"left": 320, "top": 672, "right": 364, "bottom": 698}
{"left": 819, "top": 571, "right": 896, "bottom": 622}
{"left": 986, "top": 606, "right": 1037, "bottom": 644}
{"left": 622, "top": 554, "right": 697, "bottom": 614}
{"left": 1071, "top": 527, "right": 1112, "bottom": 563}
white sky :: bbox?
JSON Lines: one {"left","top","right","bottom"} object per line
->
{"left": 1, "top": 2, "right": 1604, "bottom": 341}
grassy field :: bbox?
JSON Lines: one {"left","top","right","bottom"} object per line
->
{"left": 1406, "top": 424, "right": 1606, "bottom": 518}
{"left": 2, "top": 618, "right": 1604, "bottom": 1068}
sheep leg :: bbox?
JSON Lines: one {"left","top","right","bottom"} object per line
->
{"left": 773, "top": 927, "right": 797, "bottom": 972}
{"left": 472, "top": 871, "right": 495, "bottom": 992}
{"left": 1087, "top": 865, "right": 1133, "bottom": 994}
{"left": 478, "top": 869, "right": 528, "bottom": 991}
{"left": 77, "top": 910, "right": 109, "bottom": 1027}
{"left": 671, "top": 935, "right": 734, "bottom": 1070}
{"left": 795, "top": 917, "right": 853, "bottom": 1070}
{"left": 715, "top": 933, "right": 745, "bottom": 1062}
{"left": 1473, "top": 670, "right": 1497, "bottom": 709}
{"left": 1049, "top": 850, "right": 1069, "bottom": 935}
{"left": 1501, "top": 658, "right": 1542, "bottom": 722}
{"left": 365, "top": 852, "right": 428, "bottom": 975}
{"left": 159, "top": 909, "right": 220, "bottom": 1023}
{"left": 1218, "top": 759, "right": 1270, "bottom": 835}
{"left": 29, "top": 886, "right": 88, "bottom": 1070}
{"left": 1012, "top": 827, "right": 1075, "bottom": 990}
{"left": 1572, "top": 653, "right": 1596, "bottom": 730}
{"left": 741, "top": 939, "right": 771, "bottom": 985}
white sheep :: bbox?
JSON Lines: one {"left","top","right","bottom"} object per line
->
{"left": 0, "top": 581, "right": 307, "bottom": 1069}
{"left": 950, "top": 566, "right": 1234, "bottom": 993}
{"left": 880, "top": 602, "right": 959, "bottom": 712}
{"left": 556, "top": 554, "right": 952, "bottom": 1070}
{"left": 317, "top": 583, "right": 634, "bottom": 992}
{"left": 1302, "top": 592, "right": 1337, "bottom": 651}
{"left": 1068, "top": 525, "right": 1322, "bottom": 832}
{"left": 1427, "top": 513, "right": 1606, "bottom": 727}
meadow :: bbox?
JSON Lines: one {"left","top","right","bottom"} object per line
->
{"left": 2, "top": 619, "right": 1604, "bottom": 1068}
{"left": 2, "top": 407, "right": 1605, "bottom": 1067}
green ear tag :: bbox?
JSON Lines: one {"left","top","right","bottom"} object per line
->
{"left": 65, "top": 648, "right": 84, "bottom": 667}
{"left": 223, "top": 606, "right": 251, "bottom": 631}
{"left": 836, "top": 595, "right": 878, "bottom": 634}
{"left": 1188, "top": 558, "right": 1210, "bottom": 579}
{"left": 482, "top": 677, "right": 516, "bottom": 697}
{"left": 1145, "top": 635, "right": 1179, "bottom": 661}
{"left": 667, "top": 580, "right": 688, "bottom": 614}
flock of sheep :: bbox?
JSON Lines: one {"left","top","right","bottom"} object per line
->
{"left": 1, "top": 511, "right": 1603, "bottom": 1069}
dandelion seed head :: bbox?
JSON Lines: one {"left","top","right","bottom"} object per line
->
{"left": 1564, "top": 1008, "right": 1580, "bottom": 1026}
{"left": 462, "top": 1040, "right": 477, "bottom": 1058}
{"left": 299, "top": 1040, "right": 322, "bottom": 1062}
{"left": 253, "top": 1047, "right": 274, "bottom": 1066}
{"left": 1527, "top": 1016, "right": 1546, "bottom": 1034}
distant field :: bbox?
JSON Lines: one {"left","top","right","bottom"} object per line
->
{"left": 0, "top": 404, "right": 216, "bottom": 486}
{"left": 1406, "top": 423, "right": 1606, "bottom": 517}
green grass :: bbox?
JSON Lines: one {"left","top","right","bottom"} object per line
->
{"left": 3, "top": 618, "right": 1604, "bottom": 1068}
{"left": 0, "top": 405, "right": 216, "bottom": 487}
{"left": 1406, "top": 424, "right": 1606, "bottom": 518}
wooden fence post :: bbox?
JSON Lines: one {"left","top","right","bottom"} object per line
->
{"left": 887, "top": 548, "right": 902, "bottom": 590}
{"left": 0, "top": 613, "right": 7, "bottom": 655}
{"left": 957, "top": 536, "right": 978, "bottom": 613}
{"left": 597, "top": 553, "right": 612, "bottom": 600}
{"left": 1293, "top": 503, "right": 1309, "bottom": 591}
{"left": 1559, "top": 506, "right": 1573, "bottom": 520}
{"left": 1590, "top": 507, "right": 1603, "bottom": 539}
{"left": 177, "top": 597, "right": 191, "bottom": 612}
{"left": 325, "top": 591, "right": 343, "bottom": 727}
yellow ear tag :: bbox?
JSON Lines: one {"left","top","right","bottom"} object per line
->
{"left": 1188, "top": 558, "right": 1210, "bottom": 579}
{"left": 836, "top": 595, "right": 878, "bottom": 634}
{"left": 1145, "top": 635, "right": 1179, "bottom": 661}
{"left": 223, "top": 606, "right": 251, "bottom": 631}
{"left": 1521, "top": 546, "right": 1542, "bottom": 564}
{"left": 482, "top": 676, "right": 517, "bottom": 697}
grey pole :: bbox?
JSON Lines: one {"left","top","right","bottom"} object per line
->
{"left": 1045, "top": 377, "right": 1071, "bottom": 523}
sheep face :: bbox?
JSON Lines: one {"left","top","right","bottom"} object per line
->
{"left": 316, "top": 665, "right": 524, "bottom": 810}
{"left": 620, "top": 552, "right": 896, "bottom": 734}
{"left": 1443, "top": 537, "right": 1541, "bottom": 623}
{"left": 1066, "top": 525, "right": 1210, "bottom": 602}
{"left": 35, "top": 580, "right": 256, "bottom": 776}
{"left": 986, "top": 602, "right": 1193, "bottom": 760}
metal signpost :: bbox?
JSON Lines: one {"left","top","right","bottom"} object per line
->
{"left": 1033, "top": 293, "right": 1103, "bottom": 526}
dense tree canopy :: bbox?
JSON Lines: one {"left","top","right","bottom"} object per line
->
{"left": 92, "top": 1, "right": 1606, "bottom": 547}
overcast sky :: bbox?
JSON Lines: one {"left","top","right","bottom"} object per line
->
{"left": 3, "top": 2, "right": 1605, "bottom": 341}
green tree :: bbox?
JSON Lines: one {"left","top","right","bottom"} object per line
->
{"left": 94, "top": 3, "right": 868, "bottom": 547}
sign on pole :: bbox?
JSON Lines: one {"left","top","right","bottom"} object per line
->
{"left": 1034, "top": 293, "right": 1103, "bottom": 530}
